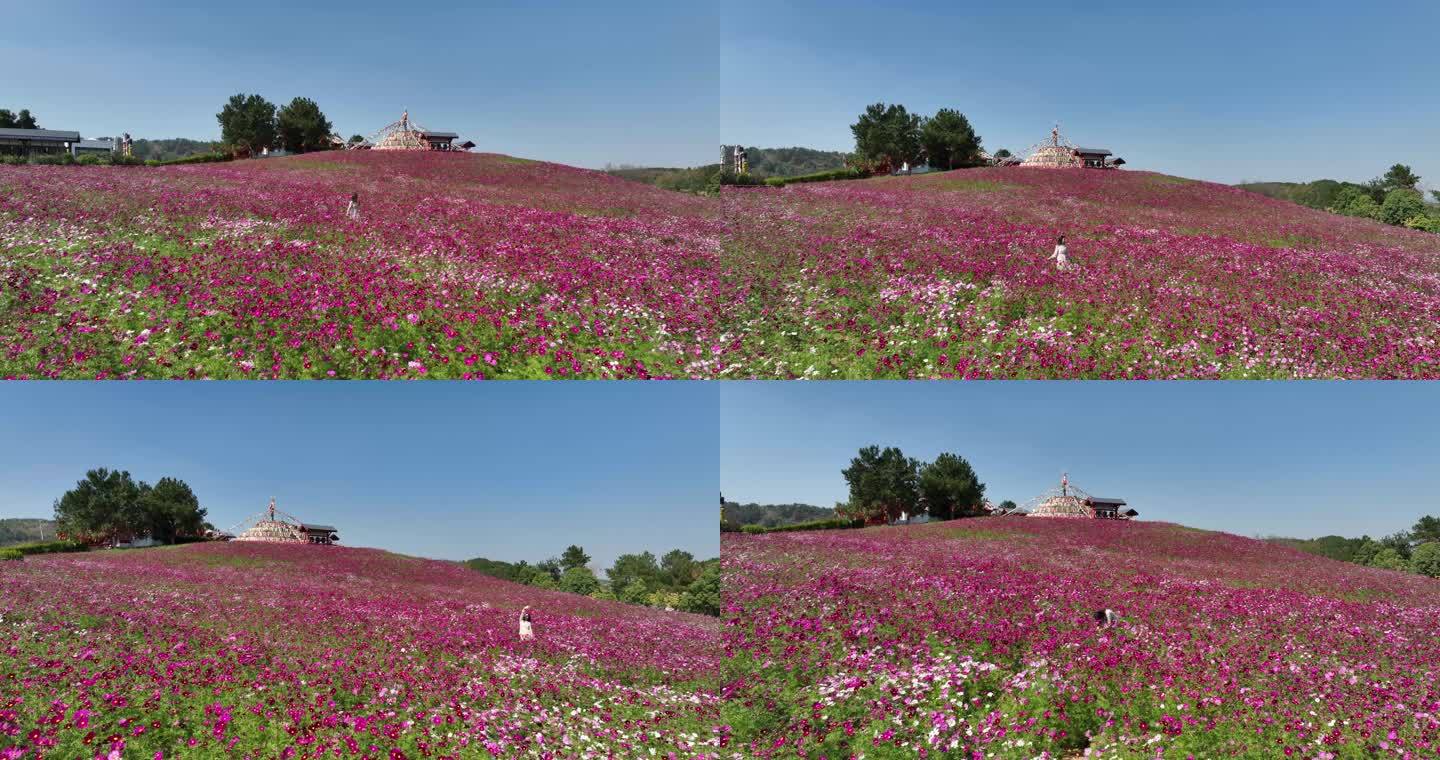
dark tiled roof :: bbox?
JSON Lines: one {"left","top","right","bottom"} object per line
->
{"left": 1087, "top": 497, "right": 1127, "bottom": 507}
{"left": 423, "top": 131, "right": 459, "bottom": 139}
{"left": 0, "top": 128, "right": 81, "bottom": 141}
{"left": 1074, "top": 147, "right": 1112, "bottom": 156}
{"left": 302, "top": 524, "right": 338, "bottom": 532}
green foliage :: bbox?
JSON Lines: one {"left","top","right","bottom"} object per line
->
{"left": 739, "top": 517, "right": 864, "bottom": 534}
{"left": 998, "top": 500, "right": 1018, "bottom": 512}
{"left": 919, "top": 108, "right": 983, "bottom": 170}
{"left": 0, "top": 518, "right": 58, "bottom": 546}
{"left": 618, "top": 577, "right": 649, "bottom": 605}
{"left": 1368, "top": 547, "right": 1408, "bottom": 571}
{"left": 1329, "top": 186, "right": 1381, "bottom": 220}
{"left": 678, "top": 563, "right": 720, "bottom": 616}
{"left": 659, "top": 549, "right": 698, "bottom": 587}
{"left": 216, "top": 93, "right": 277, "bottom": 157}
{"left": 559, "top": 566, "right": 601, "bottom": 595}
{"left": 850, "top": 102, "right": 923, "bottom": 172}
{"left": 349, "top": 134, "right": 365, "bottom": 143}
{"left": 130, "top": 138, "right": 223, "bottom": 162}
{"left": 52, "top": 469, "right": 206, "bottom": 546}
{"left": 993, "top": 149, "right": 1012, "bottom": 159}
{"left": 720, "top": 169, "right": 766, "bottom": 186}
{"left": 721, "top": 502, "right": 835, "bottom": 529}
{"left": 4, "top": 539, "right": 86, "bottom": 556}
{"left": 1412, "top": 515, "right": 1440, "bottom": 545}
{"left": 559, "top": 544, "right": 591, "bottom": 571}
{"left": 737, "top": 146, "right": 849, "bottom": 178}
{"left": 762, "top": 167, "right": 868, "bottom": 187}
{"left": 1383, "top": 163, "right": 1420, "bottom": 192}
{"left": 0, "top": 108, "right": 39, "bottom": 129}
{"left": 154, "top": 151, "right": 232, "bottom": 166}
{"left": 276, "top": 97, "right": 334, "bottom": 154}
{"left": 1411, "top": 542, "right": 1440, "bottom": 578}
{"left": 918, "top": 452, "right": 987, "bottom": 520}
{"left": 1380, "top": 189, "right": 1426, "bottom": 226}
{"left": 606, "top": 164, "right": 721, "bottom": 195}
{"left": 840, "top": 445, "right": 920, "bottom": 523}
{"left": 607, "top": 551, "right": 660, "bottom": 591}
{"left": 0, "top": 549, "right": 21, "bottom": 561}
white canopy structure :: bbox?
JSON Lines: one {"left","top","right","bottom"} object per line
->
{"left": 231, "top": 498, "right": 308, "bottom": 542}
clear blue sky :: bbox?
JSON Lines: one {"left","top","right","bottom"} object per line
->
{"left": 721, "top": 382, "right": 1440, "bottom": 540}
{"left": 722, "top": 0, "right": 1440, "bottom": 189}
{"left": 4, "top": 0, "right": 717, "bottom": 169}
{"left": 0, "top": 383, "right": 719, "bottom": 569}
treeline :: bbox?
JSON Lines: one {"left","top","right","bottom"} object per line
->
{"left": 217, "top": 93, "right": 335, "bottom": 156}
{"left": 0, "top": 108, "right": 40, "bottom": 129}
{"left": 464, "top": 544, "right": 720, "bottom": 616}
{"left": 128, "top": 138, "right": 222, "bottom": 162}
{"left": 1270, "top": 515, "right": 1440, "bottom": 578}
{"left": 721, "top": 147, "right": 849, "bottom": 179}
{"left": 604, "top": 164, "right": 722, "bottom": 195}
{"left": 720, "top": 502, "right": 834, "bottom": 531}
{"left": 0, "top": 518, "right": 58, "bottom": 546}
{"left": 1238, "top": 164, "right": 1440, "bottom": 233}
{"left": 51, "top": 468, "right": 210, "bottom": 546}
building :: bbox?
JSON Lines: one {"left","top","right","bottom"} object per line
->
{"left": 1073, "top": 148, "right": 1112, "bottom": 169}
{"left": 1022, "top": 474, "right": 1138, "bottom": 519}
{"left": 1085, "top": 496, "right": 1138, "bottom": 519}
{"left": 0, "top": 128, "right": 82, "bottom": 158}
{"left": 1011, "top": 125, "right": 1124, "bottom": 169}
{"left": 361, "top": 110, "right": 470, "bottom": 152}
{"left": 302, "top": 524, "right": 339, "bottom": 545}
{"left": 232, "top": 499, "right": 340, "bottom": 544}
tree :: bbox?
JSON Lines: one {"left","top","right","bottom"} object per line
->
{"left": 349, "top": 134, "right": 365, "bottom": 144}
{"left": 1368, "top": 547, "right": 1408, "bottom": 571}
{"left": 839, "top": 445, "right": 920, "bottom": 524}
{"left": 998, "top": 500, "right": 1017, "bottom": 512}
{"left": 14, "top": 110, "right": 38, "bottom": 129}
{"left": 1380, "top": 189, "right": 1425, "bottom": 226}
{"left": 1411, "top": 515, "right": 1440, "bottom": 545}
{"left": 994, "top": 149, "right": 1012, "bottom": 159}
{"left": 535, "top": 557, "right": 563, "bottom": 581}
{"left": 1383, "top": 163, "right": 1421, "bottom": 192}
{"left": 618, "top": 577, "right": 649, "bottom": 605}
{"left": 919, "top": 109, "right": 982, "bottom": 170}
{"left": 1350, "top": 537, "right": 1383, "bottom": 566}
{"left": 1330, "top": 186, "right": 1381, "bottom": 220}
{"left": 608, "top": 551, "right": 660, "bottom": 591}
{"left": 1411, "top": 542, "right": 1440, "bottom": 578}
{"left": 559, "top": 566, "right": 600, "bottom": 595}
{"left": 850, "top": 103, "right": 922, "bottom": 172}
{"left": 0, "top": 110, "right": 12, "bottom": 128}
{"left": 141, "top": 477, "right": 206, "bottom": 544}
{"left": 276, "top": 97, "right": 334, "bottom": 154}
{"left": 918, "top": 452, "right": 986, "bottom": 520}
{"left": 678, "top": 564, "right": 720, "bottom": 616}
{"left": 216, "top": 93, "right": 277, "bottom": 157}
{"left": 52, "top": 468, "right": 144, "bottom": 544}
{"left": 1431, "top": 190, "right": 1440, "bottom": 204}
{"left": 1379, "top": 531, "right": 1414, "bottom": 560}
{"left": 559, "top": 544, "right": 591, "bottom": 571}
{"left": 660, "top": 549, "right": 697, "bottom": 588}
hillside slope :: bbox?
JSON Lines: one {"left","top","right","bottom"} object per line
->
{"left": 0, "top": 151, "right": 722, "bottom": 379}
{"left": 721, "top": 168, "right": 1440, "bottom": 378}
{"left": 0, "top": 541, "right": 721, "bottom": 758}
{"left": 722, "top": 518, "right": 1440, "bottom": 758}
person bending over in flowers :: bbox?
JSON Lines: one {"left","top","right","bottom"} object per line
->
{"left": 345, "top": 192, "right": 360, "bottom": 220}
{"left": 1049, "top": 234, "right": 1069, "bottom": 271}
{"left": 518, "top": 605, "right": 535, "bottom": 641}
{"left": 1094, "top": 608, "right": 1117, "bottom": 628}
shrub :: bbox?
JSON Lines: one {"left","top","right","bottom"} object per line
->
{"left": 763, "top": 167, "right": 868, "bottom": 187}
{"left": 720, "top": 170, "right": 765, "bottom": 187}
{"left": 0, "top": 548, "right": 22, "bottom": 561}
{"left": 154, "top": 151, "right": 232, "bottom": 166}
{"left": 740, "top": 517, "right": 865, "bottom": 534}
{"left": 1380, "top": 189, "right": 1425, "bottom": 226}
{"left": 6, "top": 539, "right": 87, "bottom": 556}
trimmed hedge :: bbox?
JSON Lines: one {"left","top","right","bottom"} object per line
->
{"left": 740, "top": 517, "right": 865, "bottom": 534}
{"left": 0, "top": 548, "right": 22, "bottom": 561}
{"left": 151, "top": 152, "right": 232, "bottom": 167}
{"left": 763, "top": 167, "right": 869, "bottom": 188}
{"left": 5, "top": 540, "right": 87, "bottom": 556}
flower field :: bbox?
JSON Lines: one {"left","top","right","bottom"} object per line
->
{"left": 721, "top": 170, "right": 1440, "bottom": 378}
{"left": 0, "top": 152, "right": 723, "bottom": 378}
{"left": 0, "top": 542, "right": 725, "bottom": 758}
{"left": 722, "top": 519, "right": 1440, "bottom": 758}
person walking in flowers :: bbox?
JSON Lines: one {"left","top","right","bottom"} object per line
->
{"left": 1049, "top": 234, "right": 1070, "bottom": 271}
{"left": 518, "top": 605, "right": 535, "bottom": 641}
{"left": 345, "top": 192, "right": 360, "bottom": 221}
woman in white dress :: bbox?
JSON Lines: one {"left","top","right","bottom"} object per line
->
{"left": 1049, "top": 235, "right": 1069, "bottom": 271}
{"left": 345, "top": 192, "right": 360, "bottom": 220}
{"left": 518, "top": 606, "right": 534, "bottom": 641}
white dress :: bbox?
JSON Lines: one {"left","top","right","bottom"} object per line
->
{"left": 518, "top": 617, "right": 534, "bottom": 640}
{"left": 1051, "top": 244, "right": 1068, "bottom": 270}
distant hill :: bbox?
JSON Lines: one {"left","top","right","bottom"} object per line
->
{"left": 723, "top": 146, "right": 848, "bottom": 178}
{"left": 1235, "top": 179, "right": 1369, "bottom": 211}
{"left": 0, "top": 518, "right": 57, "bottom": 546}
{"left": 117, "top": 138, "right": 222, "bottom": 162}
{"left": 605, "top": 164, "right": 720, "bottom": 195}
{"left": 721, "top": 501, "right": 834, "bottom": 529}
